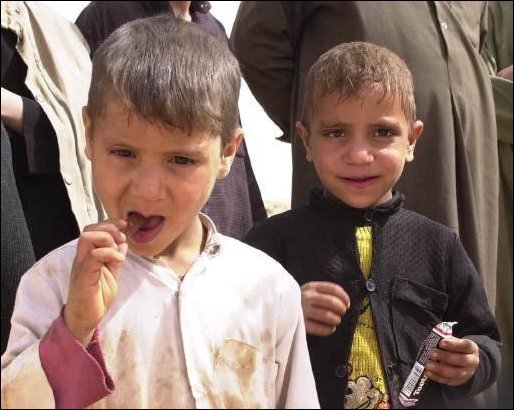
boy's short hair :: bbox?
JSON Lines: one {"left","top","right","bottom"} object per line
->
{"left": 87, "top": 15, "right": 241, "bottom": 146}
{"left": 302, "top": 42, "right": 416, "bottom": 128}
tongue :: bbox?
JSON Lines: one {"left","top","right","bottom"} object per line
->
{"left": 140, "top": 215, "right": 164, "bottom": 231}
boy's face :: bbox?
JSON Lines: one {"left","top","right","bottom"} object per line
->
{"left": 297, "top": 91, "right": 423, "bottom": 209}
{"left": 84, "top": 98, "right": 241, "bottom": 257}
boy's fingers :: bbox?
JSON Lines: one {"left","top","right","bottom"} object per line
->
{"left": 75, "top": 231, "right": 119, "bottom": 261}
{"left": 305, "top": 305, "right": 342, "bottom": 326}
{"left": 439, "top": 338, "right": 478, "bottom": 354}
{"left": 99, "top": 265, "right": 120, "bottom": 293}
{"left": 75, "top": 248, "right": 126, "bottom": 284}
{"left": 83, "top": 220, "right": 127, "bottom": 244}
{"left": 425, "top": 360, "right": 473, "bottom": 385}
{"left": 305, "top": 319, "right": 337, "bottom": 337}
{"left": 117, "top": 242, "right": 129, "bottom": 257}
{"left": 425, "top": 369, "right": 465, "bottom": 386}
{"left": 430, "top": 347, "right": 479, "bottom": 368}
{"left": 302, "top": 281, "right": 350, "bottom": 309}
{"left": 310, "top": 281, "right": 350, "bottom": 302}
{"left": 305, "top": 292, "right": 349, "bottom": 316}
{"left": 90, "top": 247, "right": 126, "bottom": 265}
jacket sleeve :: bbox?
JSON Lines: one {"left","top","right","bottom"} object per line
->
{"left": 443, "top": 234, "right": 501, "bottom": 399}
{"left": 230, "top": 1, "right": 296, "bottom": 140}
{"left": 274, "top": 277, "right": 320, "bottom": 408}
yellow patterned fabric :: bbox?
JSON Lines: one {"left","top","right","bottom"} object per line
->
{"left": 344, "top": 226, "right": 391, "bottom": 409}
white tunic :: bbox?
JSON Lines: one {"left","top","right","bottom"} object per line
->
{"left": 1, "top": 216, "right": 319, "bottom": 409}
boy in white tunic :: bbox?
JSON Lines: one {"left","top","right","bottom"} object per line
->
{"left": 1, "top": 15, "right": 319, "bottom": 409}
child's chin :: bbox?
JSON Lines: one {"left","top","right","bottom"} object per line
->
{"left": 336, "top": 195, "right": 375, "bottom": 209}
{"left": 349, "top": 200, "right": 376, "bottom": 209}
{"left": 128, "top": 242, "right": 162, "bottom": 258}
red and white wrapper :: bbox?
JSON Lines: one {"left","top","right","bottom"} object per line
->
{"left": 399, "top": 321, "right": 457, "bottom": 407}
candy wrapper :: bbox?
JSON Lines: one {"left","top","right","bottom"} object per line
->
{"left": 399, "top": 321, "right": 457, "bottom": 407}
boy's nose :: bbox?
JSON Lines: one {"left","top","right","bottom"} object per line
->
{"left": 344, "top": 144, "right": 374, "bottom": 165}
{"left": 130, "top": 167, "right": 166, "bottom": 201}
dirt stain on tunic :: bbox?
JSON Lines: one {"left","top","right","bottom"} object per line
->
{"left": 201, "top": 339, "right": 267, "bottom": 408}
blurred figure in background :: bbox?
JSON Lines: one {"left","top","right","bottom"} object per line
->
{"left": 482, "top": 1, "right": 513, "bottom": 408}
{"left": 1, "top": 1, "right": 103, "bottom": 261}
{"left": 1, "top": 122, "right": 35, "bottom": 354}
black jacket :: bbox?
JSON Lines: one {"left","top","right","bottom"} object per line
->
{"left": 245, "top": 189, "right": 500, "bottom": 409}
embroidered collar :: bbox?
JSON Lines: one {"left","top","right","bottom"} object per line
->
{"left": 198, "top": 212, "right": 222, "bottom": 257}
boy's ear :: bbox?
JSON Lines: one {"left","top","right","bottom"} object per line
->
{"left": 296, "top": 121, "right": 313, "bottom": 162}
{"left": 83, "top": 107, "right": 93, "bottom": 160}
{"left": 406, "top": 120, "right": 424, "bottom": 162}
{"left": 217, "top": 128, "right": 244, "bottom": 179}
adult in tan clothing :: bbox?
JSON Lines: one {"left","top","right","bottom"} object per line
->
{"left": 1, "top": 1, "right": 104, "bottom": 261}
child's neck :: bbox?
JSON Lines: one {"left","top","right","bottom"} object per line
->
{"left": 324, "top": 190, "right": 393, "bottom": 210}
{"left": 170, "top": 1, "right": 192, "bottom": 22}
{"left": 153, "top": 217, "right": 206, "bottom": 278}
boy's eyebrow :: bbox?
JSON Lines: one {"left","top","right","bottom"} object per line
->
{"left": 170, "top": 148, "right": 208, "bottom": 159}
{"left": 102, "top": 137, "right": 209, "bottom": 158}
{"left": 371, "top": 117, "right": 403, "bottom": 128}
{"left": 319, "top": 118, "right": 403, "bottom": 128}
{"left": 319, "top": 121, "right": 350, "bottom": 128}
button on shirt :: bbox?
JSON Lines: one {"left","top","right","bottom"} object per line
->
{"left": 366, "top": 278, "right": 377, "bottom": 293}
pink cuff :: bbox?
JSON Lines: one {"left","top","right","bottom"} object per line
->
{"left": 39, "top": 310, "right": 114, "bottom": 408}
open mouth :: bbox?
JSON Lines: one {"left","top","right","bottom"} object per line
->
{"left": 126, "top": 212, "right": 165, "bottom": 244}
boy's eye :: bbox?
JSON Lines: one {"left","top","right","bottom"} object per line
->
{"left": 324, "top": 129, "right": 345, "bottom": 138}
{"left": 375, "top": 128, "right": 393, "bottom": 138}
{"left": 170, "top": 155, "right": 194, "bottom": 165}
{"left": 111, "top": 148, "right": 135, "bottom": 158}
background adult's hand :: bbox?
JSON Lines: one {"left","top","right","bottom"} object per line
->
{"left": 1, "top": 88, "right": 24, "bottom": 135}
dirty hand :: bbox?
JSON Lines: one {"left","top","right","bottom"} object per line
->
{"left": 64, "top": 219, "right": 129, "bottom": 346}
{"left": 300, "top": 281, "right": 350, "bottom": 337}
{"left": 425, "top": 337, "right": 480, "bottom": 386}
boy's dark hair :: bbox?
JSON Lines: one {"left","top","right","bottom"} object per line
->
{"left": 87, "top": 14, "right": 240, "bottom": 146}
{"left": 302, "top": 42, "right": 416, "bottom": 128}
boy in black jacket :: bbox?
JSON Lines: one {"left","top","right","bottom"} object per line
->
{"left": 245, "top": 42, "right": 500, "bottom": 409}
